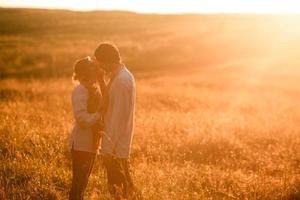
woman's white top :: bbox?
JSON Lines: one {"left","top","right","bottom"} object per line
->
{"left": 69, "top": 84, "right": 101, "bottom": 153}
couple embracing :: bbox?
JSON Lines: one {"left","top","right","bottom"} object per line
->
{"left": 68, "top": 42, "right": 136, "bottom": 199}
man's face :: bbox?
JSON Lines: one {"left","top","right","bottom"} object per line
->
{"left": 94, "top": 58, "right": 111, "bottom": 72}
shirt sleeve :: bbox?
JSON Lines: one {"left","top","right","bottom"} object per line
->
{"left": 109, "top": 79, "right": 134, "bottom": 143}
{"left": 72, "top": 87, "right": 100, "bottom": 127}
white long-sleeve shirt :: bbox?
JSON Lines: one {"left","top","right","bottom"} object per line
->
{"left": 69, "top": 84, "right": 101, "bottom": 153}
{"left": 101, "top": 66, "right": 136, "bottom": 158}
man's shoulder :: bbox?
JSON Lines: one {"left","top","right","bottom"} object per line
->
{"left": 115, "top": 67, "right": 135, "bottom": 85}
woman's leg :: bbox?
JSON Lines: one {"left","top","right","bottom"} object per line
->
{"left": 81, "top": 152, "right": 96, "bottom": 193}
{"left": 69, "top": 150, "right": 96, "bottom": 200}
{"left": 69, "top": 150, "right": 81, "bottom": 200}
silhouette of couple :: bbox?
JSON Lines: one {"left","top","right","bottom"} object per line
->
{"left": 69, "top": 42, "right": 136, "bottom": 200}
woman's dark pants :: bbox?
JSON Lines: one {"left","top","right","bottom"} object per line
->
{"left": 69, "top": 149, "right": 96, "bottom": 200}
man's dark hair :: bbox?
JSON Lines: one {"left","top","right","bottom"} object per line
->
{"left": 94, "top": 42, "right": 121, "bottom": 64}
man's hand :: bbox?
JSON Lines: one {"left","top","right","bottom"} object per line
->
{"left": 97, "top": 68, "right": 105, "bottom": 81}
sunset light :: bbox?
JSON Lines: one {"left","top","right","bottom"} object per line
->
{"left": 1, "top": 0, "right": 300, "bottom": 13}
{"left": 2, "top": 0, "right": 300, "bottom": 199}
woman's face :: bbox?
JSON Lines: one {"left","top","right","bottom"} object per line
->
{"left": 79, "top": 67, "right": 97, "bottom": 88}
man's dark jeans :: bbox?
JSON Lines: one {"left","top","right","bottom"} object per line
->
{"left": 69, "top": 149, "right": 96, "bottom": 200}
{"left": 102, "top": 155, "right": 134, "bottom": 198}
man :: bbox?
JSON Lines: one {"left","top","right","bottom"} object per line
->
{"left": 94, "top": 42, "right": 136, "bottom": 199}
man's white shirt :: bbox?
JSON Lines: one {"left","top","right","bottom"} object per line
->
{"left": 101, "top": 66, "right": 136, "bottom": 158}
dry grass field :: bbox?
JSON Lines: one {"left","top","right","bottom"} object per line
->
{"left": 1, "top": 8, "right": 300, "bottom": 200}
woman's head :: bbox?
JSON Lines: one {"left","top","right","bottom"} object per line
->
{"left": 73, "top": 56, "right": 97, "bottom": 87}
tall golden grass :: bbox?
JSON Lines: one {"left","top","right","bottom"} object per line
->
{"left": 1, "top": 8, "right": 300, "bottom": 199}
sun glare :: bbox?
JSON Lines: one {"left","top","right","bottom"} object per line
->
{"left": 1, "top": 0, "right": 300, "bottom": 13}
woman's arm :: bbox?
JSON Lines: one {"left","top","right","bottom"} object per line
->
{"left": 72, "top": 87, "right": 100, "bottom": 127}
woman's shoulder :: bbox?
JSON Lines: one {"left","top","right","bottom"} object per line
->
{"left": 72, "top": 84, "right": 88, "bottom": 98}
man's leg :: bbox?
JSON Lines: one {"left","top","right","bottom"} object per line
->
{"left": 102, "top": 155, "right": 136, "bottom": 199}
{"left": 122, "top": 159, "right": 134, "bottom": 197}
{"left": 102, "top": 156, "right": 127, "bottom": 198}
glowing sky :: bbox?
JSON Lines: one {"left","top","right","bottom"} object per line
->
{"left": 1, "top": 0, "right": 300, "bottom": 13}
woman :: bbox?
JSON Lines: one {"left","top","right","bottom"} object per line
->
{"left": 68, "top": 56, "right": 105, "bottom": 200}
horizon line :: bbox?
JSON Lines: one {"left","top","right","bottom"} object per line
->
{"left": 1, "top": 5, "right": 300, "bottom": 15}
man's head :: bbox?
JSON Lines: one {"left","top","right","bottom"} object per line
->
{"left": 94, "top": 42, "right": 121, "bottom": 72}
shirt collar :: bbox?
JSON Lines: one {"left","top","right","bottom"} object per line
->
{"left": 109, "top": 63, "right": 124, "bottom": 80}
